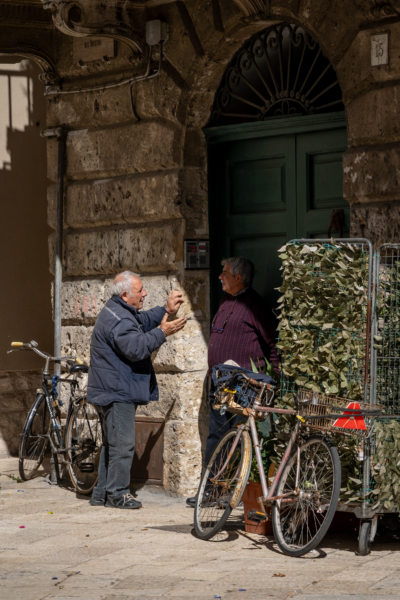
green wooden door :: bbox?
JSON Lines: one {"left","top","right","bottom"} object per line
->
{"left": 207, "top": 112, "right": 348, "bottom": 313}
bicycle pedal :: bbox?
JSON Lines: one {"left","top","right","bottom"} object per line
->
{"left": 247, "top": 510, "right": 267, "bottom": 522}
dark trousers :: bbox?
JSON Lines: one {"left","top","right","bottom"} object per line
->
{"left": 91, "top": 401, "right": 136, "bottom": 502}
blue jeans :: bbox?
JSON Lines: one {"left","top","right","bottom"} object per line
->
{"left": 92, "top": 401, "right": 136, "bottom": 502}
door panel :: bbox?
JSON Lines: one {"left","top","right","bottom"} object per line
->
{"left": 296, "top": 128, "right": 348, "bottom": 238}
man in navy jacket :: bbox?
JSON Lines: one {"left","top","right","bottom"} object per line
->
{"left": 88, "top": 270, "right": 186, "bottom": 509}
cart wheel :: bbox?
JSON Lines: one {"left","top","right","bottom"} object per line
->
{"left": 358, "top": 520, "right": 372, "bottom": 556}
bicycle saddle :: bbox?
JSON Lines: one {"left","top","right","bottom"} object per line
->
{"left": 69, "top": 363, "right": 89, "bottom": 374}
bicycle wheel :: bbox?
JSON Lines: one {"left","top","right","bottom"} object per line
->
{"left": 271, "top": 436, "right": 341, "bottom": 557}
{"left": 65, "top": 398, "right": 102, "bottom": 495}
{"left": 194, "top": 428, "right": 252, "bottom": 540}
{"left": 19, "top": 394, "right": 50, "bottom": 480}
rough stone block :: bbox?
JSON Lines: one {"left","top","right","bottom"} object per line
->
{"left": 134, "top": 71, "right": 185, "bottom": 123}
{"left": 46, "top": 137, "right": 60, "bottom": 184}
{"left": 63, "top": 222, "right": 183, "bottom": 276}
{"left": 162, "top": 419, "right": 205, "bottom": 495}
{"left": 61, "top": 325, "right": 93, "bottom": 364}
{"left": 137, "top": 370, "right": 208, "bottom": 422}
{"left": 181, "top": 271, "right": 210, "bottom": 321}
{"left": 61, "top": 279, "right": 108, "bottom": 321}
{"left": 66, "top": 121, "right": 182, "bottom": 178}
{"left": 52, "top": 172, "right": 182, "bottom": 229}
{"left": 118, "top": 221, "right": 184, "bottom": 273}
{"left": 64, "top": 230, "right": 121, "bottom": 276}
{"left": 346, "top": 86, "right": 400, "bottom": 146}
{"left": 184, "top": 129, "right": 207, "bottom": 168}
{"left": 344, "top": 147, "right": 400, "bottom": 204}
{"left": 153, "top": 318, "right": 208, "bottom": 372}
{"left": 0, "top": 370, "right": 42, "bottom": 456}
{"left": 47, "top": 85, "right": 136, "bottom": 129}
{"left": 350, "top": 203, "right": 400, "bottom": 247}
{"left": 179, "top": 166, "right": 208, "bottom": 236}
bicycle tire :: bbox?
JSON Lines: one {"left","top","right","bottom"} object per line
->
{"left": 64, "top": 397, "right": 102, "bottom": 495}
{"left": 19, "top": 394, "right": 50, "bottom": 480}
{"left": 271, "top": 436, "right": 341, "bottom": 557}
{"left": 194, "top": 428, "right": 252, "bottom": 540}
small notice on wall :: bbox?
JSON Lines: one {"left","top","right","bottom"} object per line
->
{"left": 371, "top": 33, "right": 389, "bottom": 66}
{"left": 73, "top": 37, "right": 116, "bottom": 63}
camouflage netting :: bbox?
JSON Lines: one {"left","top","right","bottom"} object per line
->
{"left": 276, "top": 240, "right": 399, "bottom": 512}
{"left": 276, "top": 241, "right": 369, "bottom": 403}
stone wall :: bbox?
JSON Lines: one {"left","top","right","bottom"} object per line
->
{"left": 39, "top": 0, "right": 400, "bottom": 495}
{"left": 0, "top": 370, "right": 42, "bottom": 458}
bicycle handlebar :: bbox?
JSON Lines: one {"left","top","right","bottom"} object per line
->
{"left": 8, "top": 340, "right": 81, "bottom": 367}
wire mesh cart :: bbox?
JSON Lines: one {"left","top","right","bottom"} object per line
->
{"left": 276, "top": 238, "right": 400, "bottom": 555}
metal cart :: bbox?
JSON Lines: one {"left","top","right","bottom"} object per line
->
{"left": 277, "top": 238, "right": 400, "bottom": 554}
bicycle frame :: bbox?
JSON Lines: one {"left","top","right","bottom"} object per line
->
{"left": 214, "top": 402, "right": 301, "bottom": 511}
{"left": 248, "top": 409, "right": 300, "bottom": 505}
{"left": 40, "top": 374, "right": 79, "bottom": 453}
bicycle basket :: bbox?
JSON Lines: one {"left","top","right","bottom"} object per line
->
{"left": 212, "top": 364, "right": 275, "bottom": 417}
{"left": 296, "top": 388, "right": 383, "bottom": 436}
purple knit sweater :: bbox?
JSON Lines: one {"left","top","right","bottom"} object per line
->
{"left": 207, "top": 288, "right": 279, "bottom": 373}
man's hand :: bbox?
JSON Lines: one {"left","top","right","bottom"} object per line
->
{"left": 166, "top": 290, "right": 184, "bottom": 315}
{"left": 160, "top": 313, "right": 187, "bottom": 337}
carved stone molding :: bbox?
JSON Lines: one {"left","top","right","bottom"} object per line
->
{"left": 42, "top": 0, "right": 144, "bottom": 55}
{"left": 231, "top": 0, "right": 270, "bottom": 18}
{"left": 0, "top": 45, "right": 60, "bottom": 89}
{"left": 370, "top": 1, "right": 400, "bottom": 17}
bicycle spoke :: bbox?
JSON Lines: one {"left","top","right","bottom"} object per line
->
{"left": 19, "top": 394, "right": 50, "bottom": 480}
{"left": 194, "top": 428, "right": 251, "bottom": 540}
{"left": 65, "top": 399, "right": 102, "bottom": 494}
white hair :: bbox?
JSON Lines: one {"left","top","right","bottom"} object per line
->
{"left": 221, "top": 257, "right": 255, "bottom": 287}
{"left": 110, "top": 271, "right": 141, "bottom": 297}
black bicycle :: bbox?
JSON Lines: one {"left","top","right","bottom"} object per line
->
{"left": 9, "top": 340, "right": 102, "bottom": 495}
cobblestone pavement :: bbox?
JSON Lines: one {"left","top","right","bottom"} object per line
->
{"left": 1, "top": 457, "right": 399, "bottom": 600}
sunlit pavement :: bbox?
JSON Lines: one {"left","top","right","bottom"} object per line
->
{"left": 1, "top": 457, "right": 399, "bottom": 600}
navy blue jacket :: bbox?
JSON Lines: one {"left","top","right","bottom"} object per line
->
{"left": 87, "top": 295, "right": 167, "bottom": 406}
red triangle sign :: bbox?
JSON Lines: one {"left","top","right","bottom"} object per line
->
{"left": 333, "top": 402, "right": 367, "bottom": 431}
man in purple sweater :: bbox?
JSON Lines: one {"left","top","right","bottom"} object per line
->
{"left": 186, "top": 256, "right": 279, "bottom": 506}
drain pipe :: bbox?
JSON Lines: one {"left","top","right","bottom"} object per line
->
{"left": 41, "top": 126, "right": 67, "bottom": 375}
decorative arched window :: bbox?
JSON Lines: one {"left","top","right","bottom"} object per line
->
{"left": 209, "top": 23, "right": 344, "bottom": 126}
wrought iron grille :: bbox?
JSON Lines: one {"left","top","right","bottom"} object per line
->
{"left": 209, "top": 23, "right": 344, "bottom": 126}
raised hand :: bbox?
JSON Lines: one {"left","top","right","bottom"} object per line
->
{"left": 160, "top": 313, "right": 187, "bottom": 337}
{"left": 166, "top": 290, "right": 184, "bottom": 315}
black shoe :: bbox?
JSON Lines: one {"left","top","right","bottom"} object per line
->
{"left": 89, "top": 497, "right": 105, "bottom": 506}
{"left": 105, "top": 493, "right": 142, "bottom": 509}
{"left": 186, "top": 495, "right": 197, "bottom": 507}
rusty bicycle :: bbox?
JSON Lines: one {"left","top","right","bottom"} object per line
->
{"left": 193, "top": 365, "right": 382, "bottom": 557}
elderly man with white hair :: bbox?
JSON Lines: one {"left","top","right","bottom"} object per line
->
{"left": 88, "top": 270, "right": 186, "bottom": 509}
